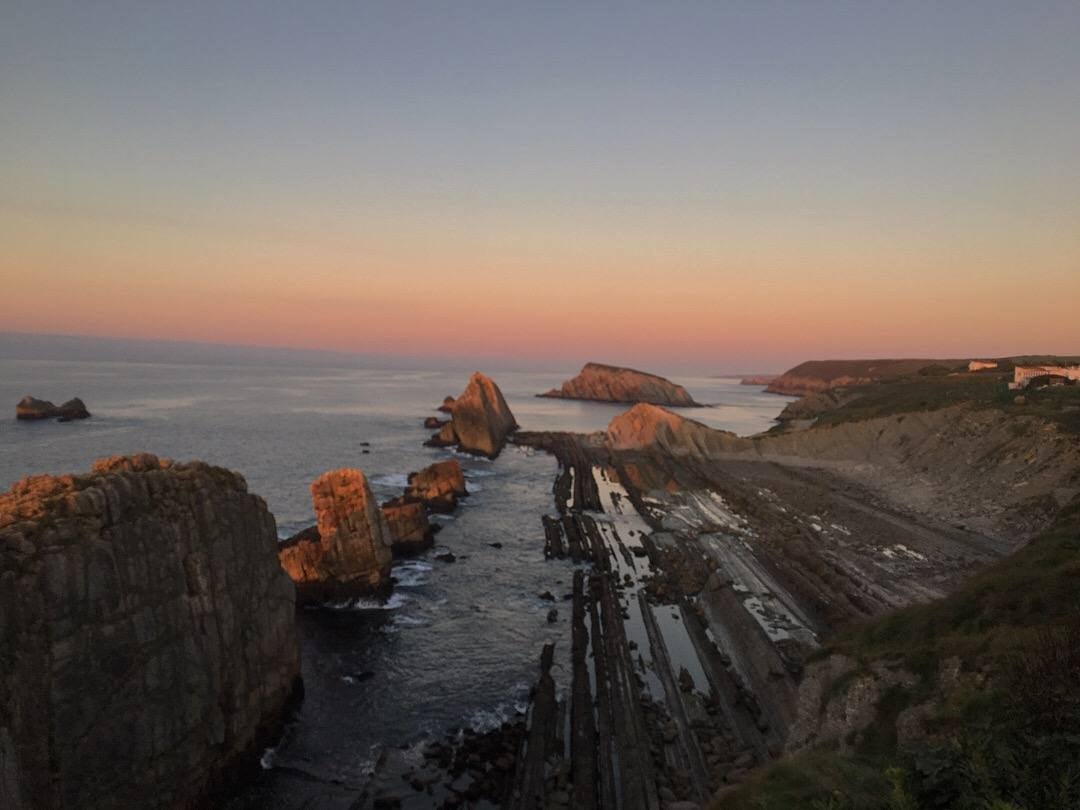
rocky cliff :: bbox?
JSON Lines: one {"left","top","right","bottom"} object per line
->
{"left": 765, "top": 359, "right": 961, "bottom": 396}
{"left": 15, "top": 396, "right": 91, "bottom": 421}
{"left": 278, "top": 469, "right": 393, "bottom": 605}
{"left": 605, "top": 401, "right": 1080, "bottom": 540}
{"left": 427, "top": 372, "right": 517, "bottom": 458}
{"left": 541, "top": 362, "right": 700, "bottom": 407}
{"left": 0, "top": 453, "right": 300, "bottom": 810}
{"left": 606, "top": 402, "right": 741, "bottom": 456}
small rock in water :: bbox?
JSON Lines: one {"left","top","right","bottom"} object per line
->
{"left": 435, "top": 552, "right": 457, "bottom": 563}
{"left": 538, "top": 590, "right": 556, "bottom": 601}
{"left": 546, "top": 608, "right": 559, "bottom": 624}
{"left": 678, "top": 667, "right": 695, "bottom": 693}
{"left": 488, "top": 542, "right": 503, "bottom": 549}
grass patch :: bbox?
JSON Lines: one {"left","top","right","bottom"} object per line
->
{"left": 717, "top": 501, "right": 1080, "bottom": 809}
{"left": 811, "top": 373, "right": 1080, "bottom": 434}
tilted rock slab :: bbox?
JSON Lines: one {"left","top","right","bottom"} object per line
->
{"left": 0, "top": 453, "right": 300, "bottom": 810}
{"left": 541, "top": 362, "right": 701, "bottom": 407}
{"left": 427, "top": 372, "right": 518, "bottom": 459}
{"left": 278, "top": 468, "right": 393, "bottom": 604}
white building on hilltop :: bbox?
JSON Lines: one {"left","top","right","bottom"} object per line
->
{"left": 1010, "top": 364, "right": 1080, "bottom": 389}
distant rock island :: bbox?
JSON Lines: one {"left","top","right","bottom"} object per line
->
{"left": 738, "top": 374, "right": 777, "bottom": 386}
{"left": 16, "top": 395, "right": 91, "bottom": 421}
{"left": 539, "top": 362, "right": 701, "bottom": 407}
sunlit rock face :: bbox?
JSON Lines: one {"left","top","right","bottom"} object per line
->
{"left": 15, "top": 395, "right": 91, "bottom": 421}
{"left": 0, "top": 453, "right": 300, "bottom": 810}
{"left": 605, "top": 403, "right": 741, "bottom": 456}
{"left": 427, "top": 373, "right": 518, "bottom": 458}
{"left": 278, "top": 468, "right": 394, "bottom": 604}
{"left": 541, "top": 362, "right": 700, "bottom": 407}
{"left": 380, "top": 498, "right": 433, "bottom": 553}
{"left": 405, "top": 459, "right": 468, "bottom": 513}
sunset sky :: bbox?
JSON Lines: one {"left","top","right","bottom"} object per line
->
{"left": 2, "top": 2, "right": 1078, "bottom": 372}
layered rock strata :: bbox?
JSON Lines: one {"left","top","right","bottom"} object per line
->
{"left": 0, "top": 453, "right": 300, "bottom": 810}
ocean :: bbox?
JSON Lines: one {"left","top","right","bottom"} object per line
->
{"left": 0, "top": 355, "right": 790, "bottom": 803}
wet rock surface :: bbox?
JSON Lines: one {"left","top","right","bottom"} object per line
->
{"left": 15, "top": 395, "right": 91, "bottom": 421}
{"left": 541, "top": 362, "right": 701, "bottom": 407}
{"left": 278, "top": 468, "right": 394, "bottom": 605}
{"left": 504, "top": 401, "right": 1070, "bottom": 808}
{"left": 0, "top": 453, "right": 300, "bottom": 810}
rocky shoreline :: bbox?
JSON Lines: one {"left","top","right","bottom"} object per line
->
{"left": 6, "top": 367, "right": 1078, "bottom": 809}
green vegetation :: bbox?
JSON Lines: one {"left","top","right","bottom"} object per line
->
{"left": 808, "top": 373, "right": 1080, "bottom": 434}
{"left": 715, "top": 502, "right": 1080, "bottom": 810}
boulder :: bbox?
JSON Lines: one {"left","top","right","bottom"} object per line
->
{"left": 428, "top": 372, "right": 517, "bottom": 458}
{"left": 405, "top": 459, "right": 467, "bottom": 513}
{"left": 278, "top": 469, "right": 393, "bottom": 605}
{"left": 540, "top": 362, "right": 700, "bottom": 407}
{"left": 0, "top": 453, "right": 300, "bottom": 810}
{"left": 16, "top": 396, "right": 91, "bottom": 421}
{"left": 381, "top": 497, "right": 433, "bottom": 554}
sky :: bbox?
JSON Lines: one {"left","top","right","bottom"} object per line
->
{"left": 2, "top": 1, "right": 1078, "bottom": 373}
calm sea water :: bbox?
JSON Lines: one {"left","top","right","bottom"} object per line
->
{"left": 0, "top": 357, "right": 790, "bottom": 802}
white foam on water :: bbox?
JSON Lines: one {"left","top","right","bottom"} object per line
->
{"left": 371, "top": 473, "right": 409, "bottom": 489}
{"left": 464, "top": 468, "right": 497, "bottom": 478}
{"left": 392, "top": 614, "right": 431, "bottom": 628}
{"left": 259, "top": 747, "right": 276, "bottom": 770}
{"left": 326, "top": 592, "right": 410, "bottom": 611}
{"left": 393, "top": 561, "right": 433, "bottom": 588}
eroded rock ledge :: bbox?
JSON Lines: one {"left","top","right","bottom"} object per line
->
{"left": 0, "top": 453, "right": 300, "bottom": 810}
{"left": 540, "top": 362, "right": 701, "bottom": 407}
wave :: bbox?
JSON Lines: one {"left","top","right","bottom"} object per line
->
{"left": 323, "top": 592, "right": 409, "bottom": 611}
{"left": 391, "top": 614, "right": 431, "bottom": 628}
{"left": 393, "top": 561, "right": 433, "bottom": 588}
{"left": 370, "top": 472, "right": 409, "bottom": 490}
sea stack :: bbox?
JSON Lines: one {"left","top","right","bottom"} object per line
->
{"left": 278, "top": 468, "right": 394, "bottom": 605}
{"left": 0, "top": 453, "right": 300, "bottom": 810}
{"left": 540, "top": 362, "right": 701, "bottom": 407}
{"left": 428, "top": 372, "right": 518, "bottom": 458}
{"left": 405, "top": 459, "right": 468, "bottom": 512}
{"left": 16, "top": 395, "right": 91, "bottom": 421}
{"left": 380, "top": 498, "right": 433, "bottom": 554}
